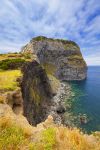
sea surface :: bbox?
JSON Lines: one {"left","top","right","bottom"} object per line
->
{"left": 67, "top": 66, "right": 100, "bottom": 133}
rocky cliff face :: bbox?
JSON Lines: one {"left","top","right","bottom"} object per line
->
{"left": 21, "top": 61, "right": 54, "bottom": 125}
{"left": 21, "top": 61, "right": 72, "bottom": 126}
{"left": 21, "top": 36, "right": 87, "bottom": 126}
{"left": 21, "top": 36, "right": 87, "bottom": 80}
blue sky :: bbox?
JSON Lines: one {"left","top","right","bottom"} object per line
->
{"left": 0, "top": 0, "right": 100, "bottom": 65}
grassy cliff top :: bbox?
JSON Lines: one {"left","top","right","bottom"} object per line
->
{"left": 31, "top": 36, "right": 79, "bottom": 48}
{"left": 0, "top": 70, "right": 21, "bottom": 92}
{"left": 0, "top": 53, "right": 32, "bottom": 61}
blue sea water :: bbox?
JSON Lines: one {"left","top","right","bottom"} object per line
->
{"left": 68, "top": 66, "right": 100, "bottom": 133}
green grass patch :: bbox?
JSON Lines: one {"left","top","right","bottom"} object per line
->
{"left": 29, "top": 128, "right": 56, "bottom": 150}
{"left": 42, "top": 128, "right": 56, "bottom": 150}
{"left": 0, "top": 58, "right": 26, "bottom": 70}
{"left": 0, "top": 124, "right": 26, "bottom": 150}
{"left": 42, "top": 63, "right": 56, "bottom": 76}
{"left": 0, "top": 70, "right": 21, "bottom": 91}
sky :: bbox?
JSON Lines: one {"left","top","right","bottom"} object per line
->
{"left": 0, "top": 0, "right": 100, "bottom": 65}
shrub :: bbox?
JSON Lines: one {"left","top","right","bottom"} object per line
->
{"left": 0, "top": 58, "right": 26, "bottom": 70}
{"left": 33, "top": 36, "right": 47, "bottom": 41}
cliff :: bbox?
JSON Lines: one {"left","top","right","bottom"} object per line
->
{"left": 0, "top": 38, "right": 100, "bottom": 150}
{"left": 21, "top": 61, "right": 54, "bottom": 125}
{"left": 21, "top": 36, "right": 87, "bottom": 126}
{"left": 21, "top": 61, "right": 72, "bottom": 126}
{"left": 22, "top": 36, "right": 87, "bottom": 80}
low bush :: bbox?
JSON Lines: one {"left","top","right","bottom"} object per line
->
{"left": 0, "top": 58, "right": 26, "bottom": 70}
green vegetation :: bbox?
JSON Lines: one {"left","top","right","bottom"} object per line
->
{"left": 33, "top": 36, "right": 79, "bottom": 47}
{"left": 22, "top": 52, "right": 32, "bottom": 59}
{"left": 42, "top": 128, "right": 56, "bottom": 150}
{"left": 33, "top": 36, "right": 47, "bottom": 41}
{"left": 29, "top": 128, "right": 56, "bottom": 150}
{"left": 0, "top": 58, "right": 26, "bottom": 70}
{"left": 0, "top": 124, "right": 26, "bottom": 150}
{"left": 48, "top": 74, "right": 60, "bottom": 93}
{"left": 0, "top": 51, "right": 99, "bottom": 150}
{"left": 64, "top": 43, "right": 79, "bottom": 50}
{"left": 67, "top": 55, "right": 86, "bottom": 67}
{"left": 42, "top": 63, "right": 60, "bottom": 92}
{"left": 68, "top": 59, "right": 86, "bottom": 67}
{"left": 0, "top": 109, "right": 100, "bottom": 150}
{"left": 28, "top": 125, "right": 100, "bottom": 150}
{"left": 29, "top": 85, "right": 41, "bottom": 106}
{"left": 0, "top": 70, "right": 21, "bottom": 91}
{"left": 68, "top": 55, "right": 83, "bottom": 60}
{"left": 0, "top": 53, "right": 24, "bottom": 61}
{"left": 42, "top": 63, "right": 56, "bottom": 76}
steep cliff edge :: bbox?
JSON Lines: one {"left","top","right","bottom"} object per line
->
{"left": 22, "top": 36, "right": 87, "bottom": 80}
{"left": 21, "top": 61, "right": 54, "bottom": 125}
{"left": 21, "top": 36, "right": 87, "bottom": 126}
{"left": 21, "top": 60, "right": 73, "bottom": 126}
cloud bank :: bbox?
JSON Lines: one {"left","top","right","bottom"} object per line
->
{"left": 0, "top": 0, "right": 100, "bottom": 65}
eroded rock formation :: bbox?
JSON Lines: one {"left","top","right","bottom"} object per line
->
{"left": 22, "top": 36, "right": 87, "bottom": 80}
{"left": 21, "top": 61, "right": 54, "bottom": 125}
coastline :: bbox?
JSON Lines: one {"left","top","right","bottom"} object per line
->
{"left": 46, "top": 81, "right": 73, "bottom": 125}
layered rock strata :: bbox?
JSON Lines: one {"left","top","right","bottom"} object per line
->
{"left": 21, "top": 36, "right": 87, "bottom": 80}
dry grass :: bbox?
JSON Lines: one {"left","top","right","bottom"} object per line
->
{"left": 0, "top": 53, "right": 23, "bottom": 61}
{"left": 0, "top": 53, "right": 35, "bottom": 62}
{"left": 0, "top": 95, "right": 6, "bottom": 104}
{"left": 30, "top": 126, "right": 100, "bottom": 150}
{"left": 0, "top": 117, "right": 28, "bottom": 150}
{"left": 0, "top": 70, "right": 21, "bottom": 91}
{"left": 0, "top": 111, "right": 100, "bottom": 150}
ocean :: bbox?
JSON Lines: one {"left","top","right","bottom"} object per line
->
{"left": 67, "top": 66, "right": 100, "bottom": 133}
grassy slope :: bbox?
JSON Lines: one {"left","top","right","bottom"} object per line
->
{"left": 0, "top": 70, "right": 21, "bottom": 91}
{"left": 0, "top": 53, "right": 31, "bottom": 61}
{"left": 0, "top": 114, "right": 100, "bottom": 150}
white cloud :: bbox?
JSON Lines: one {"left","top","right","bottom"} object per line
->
{"left": 0, "top": 0, "right": 100, "bottom": 65}
{"left": 85, "top": 52, "right": 100, "bottom": 66}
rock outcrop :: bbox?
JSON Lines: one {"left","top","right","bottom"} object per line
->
{"left": 21, "top": 36, "right": 87, "bottom": 80}
{"left": 21, "top": 61, "right": 73, "bottom": 126}
{"left": 21, "top": 61, "right": 54, "bottom": 125}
